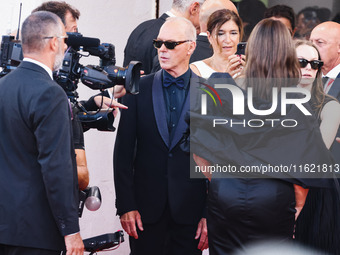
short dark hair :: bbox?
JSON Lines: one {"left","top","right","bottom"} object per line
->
{"left": 22, "top": 11, "right": 62, "bottom": 54}
{"left": 264, "top": 5, "right": 296, "bottom": 31}
{"left": 32, "top": 1, "right": 80, "bottom": 26}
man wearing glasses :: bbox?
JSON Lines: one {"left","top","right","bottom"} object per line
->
{"left": 33, "top": 1, "right": 90, "bottom": 191}
{"left": 114, "top": 17, "right": 207, "bottom": 255}
{"left": 0, "top": 11, "right": 83, "bottom": 255}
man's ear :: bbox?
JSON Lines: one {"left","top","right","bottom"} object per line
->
{"left": 188, "top": 41, "right": 196, "bottom": 55}
{"left": 49, "top": 37, "right": 59, "bottom": 53}
{"left": 190, "top": 2, "right": 200, "bottom": 16}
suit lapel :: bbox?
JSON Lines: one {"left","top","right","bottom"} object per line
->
{"left": 328, "top": 73, "right": 340, "bottom": 100}
{"left": 152, "top": 70, "right": 170, "bottom": 148}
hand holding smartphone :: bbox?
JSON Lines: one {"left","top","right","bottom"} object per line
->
{"left": 236, "top": 42, "right": 247, "bottom": 55}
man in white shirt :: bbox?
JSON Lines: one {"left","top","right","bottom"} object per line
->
{"left": 310, "top": 21, "right": 340, "bottom": 163}
{"left": 0, "top": 11, "right": 83, "bottom": 255}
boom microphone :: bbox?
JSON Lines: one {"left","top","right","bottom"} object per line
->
{"left": 67, "top": 33, "right": 100, "bottom": 48}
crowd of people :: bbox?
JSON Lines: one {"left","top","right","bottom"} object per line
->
{"left": 0, "top": 0, "right": 339, "bottom": 255}
{"left": 120, "top": 0, "right": 340, "bottom": 254}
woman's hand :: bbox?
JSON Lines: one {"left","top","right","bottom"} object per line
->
{"left": 226, "top": 54, "right": 246, "bottom": 78}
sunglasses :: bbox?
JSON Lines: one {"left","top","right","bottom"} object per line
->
{"left": 298, "top": 58, "right": 323, "bottom": 70}
{"left": 43, "top": 35, "right": 68, "bottom": 44}
{"left": 153, "top": 39, "right": 191, "bottom": 50}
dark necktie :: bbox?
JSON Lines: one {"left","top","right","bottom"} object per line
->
{"left": 322, "top": 76, "right": 329, "bottom": 86}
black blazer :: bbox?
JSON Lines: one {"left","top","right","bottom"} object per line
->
{"left": 328, "top": 73, "right": 340, "bottom": 164}
{"left": 123, "top": 13, "right": 169, "bottom": 75}
{"left": 114, "top": 70, "right": 206, "bottom": 225}
{"left": 190, "top": 34, "right": 213, "bottom": 63}
{"left": 0, "top": 62, "right": 79, "bottom": 251}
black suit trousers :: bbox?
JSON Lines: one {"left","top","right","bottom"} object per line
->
{"left": 0, "top": 244, "right": 61, "bottom": 255}
{"left": 129, "top": 203, "right": 202, "bottom": 255}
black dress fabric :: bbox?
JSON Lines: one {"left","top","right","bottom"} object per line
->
{"left": 188, "top": 77, "right": 337, "bottom": 254}
{"left": 294, "top": 97, "right": 340, "bottom": 255}
{"left": 208, "top": 178, "right": 296, "bottom": 254}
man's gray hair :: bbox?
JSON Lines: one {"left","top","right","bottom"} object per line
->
{"left": 21, "top": 11, "right": 63, "bottom": 54}
{"left": 172, "top": 0, "right": 205, "bottom": 13}
{"left": 165, "top": 17, "right": 197, "bottom": 41}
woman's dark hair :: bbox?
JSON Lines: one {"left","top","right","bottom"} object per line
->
{"left": 243, "top": 19, "right": 300, "bottom": 101}
{"left": 207, "top": 9, "right": 243, "bottom": 43}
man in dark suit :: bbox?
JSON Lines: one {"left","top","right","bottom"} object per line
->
{"left": 311, "top": 21, "right": 340, "bottom": 164}
{"left": 151, "top": 0, "right": 238, "bottom": 73}
{"left": 123, "top": 0, "right": 204, "bottom": 75}
{"left": 114, "top": 17, "right": 207, "bottom": 255}
{"left": 33, "top": 1, "right": 89, "bottom": 190}
{"left": 0, "top": 11, "right": 83, "bottom": 255}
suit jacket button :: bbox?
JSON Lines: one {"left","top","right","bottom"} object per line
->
{"left": 168, "top": 153, "right": 173, "bottom": 157}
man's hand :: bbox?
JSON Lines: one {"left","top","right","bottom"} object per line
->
{"left": 195, "top": 218, "right": 208, "bottom": 250}
{"left": 120, "top": 210, "right": 144, "bottom": 239}
{"left": 64, "top": 233, "right": 84, "bottom": 255}
{"left": 93, "top": 95, "right": 127, "bottom": 110}
{"left": 337, "top": 137, "right": 340, "bottom": 143}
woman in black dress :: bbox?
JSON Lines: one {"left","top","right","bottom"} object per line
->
{"left": 190, "top": 19, "right": 335, "bottom": 254}
{"left": 293, "top": 40, "right": 340, "bottom": 254}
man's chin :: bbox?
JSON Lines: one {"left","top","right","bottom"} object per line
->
{"left": 53, "top": 64, "right": 62, "bottom": 72}
{"left": 160, "top": 62, "right": 170, "bottom": 70}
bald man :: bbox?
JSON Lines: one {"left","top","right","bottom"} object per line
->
{"left": 151, "top": 0, "right": 238, "bottom": 72}
{"left": 115, "top": 17, "right": 207, "bottom": 255}
{"left": 124, "top": 0, "right": 204, "bottom": 75}
{"left": 310, "top": 21, "right": 340, "bottom": 164}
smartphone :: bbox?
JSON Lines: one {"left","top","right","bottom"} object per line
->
{"left": 236, "top": 42, "right": 247, "bottom": 55}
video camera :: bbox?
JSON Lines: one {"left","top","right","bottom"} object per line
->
{"left": 0, "top": 35, "right": 23, "bottom": 77}
{"left": 55, "top": 32, "right": 141, "bottom": 131}
{"left": 0, "top": 33, "right": 142, "bottom": 131}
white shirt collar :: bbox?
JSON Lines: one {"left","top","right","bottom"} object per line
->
{"left": 165, "top": 11, "right": 176, "bottom": 17}
{"left": 323, "top": 63, "right": 340, "bottom": 79}
{"left": 199, "top": 32, "right": 208, "bottom": 37}
{"left": 23, "top": 58, "right": 53, "bottom": 80}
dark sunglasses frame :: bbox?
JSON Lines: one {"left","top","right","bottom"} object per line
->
{"left": 153, "top": 39, "right": 191, "bottom": 50}
{"left": 298, "top": 58, "right": 323, "bottom": 70}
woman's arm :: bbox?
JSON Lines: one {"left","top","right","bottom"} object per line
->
{"left": 193, "top": 154, "right": 212, "bottom": 181}
{"left": 294, "top": 184, "right": 309, "bottom": 220}
{"left": 320, "top": 100, "right": 340, "bottom": 149}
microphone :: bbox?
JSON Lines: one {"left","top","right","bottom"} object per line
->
{"left": 85, "top": 186, "right": 102, "bottom": 211}
{"left": 67, "top": 32, "right": 100, "bottom": 48}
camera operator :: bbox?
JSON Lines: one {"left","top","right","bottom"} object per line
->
{"left": 33, "top": 1, "right": 128, "bottom": 190}
{"left": 0, "top": 11, "right": 83, "bottom": 254}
